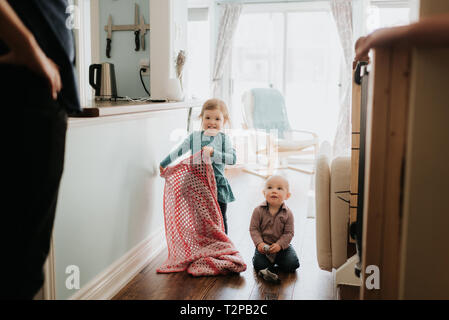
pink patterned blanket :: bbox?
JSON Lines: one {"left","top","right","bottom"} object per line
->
{"left": 157, "top": 151, "right": 246, "bottom": 276}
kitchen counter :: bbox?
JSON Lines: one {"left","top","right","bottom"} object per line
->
{"left": 71, "top": 99, "right": 203, "bottom": 117}
{"left": 68, "top": 99, "right": 203, "bottom": 128}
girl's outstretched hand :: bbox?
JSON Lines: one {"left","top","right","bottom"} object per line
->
{"left": 202, "top": 146, "right": 214, "bottom": 156}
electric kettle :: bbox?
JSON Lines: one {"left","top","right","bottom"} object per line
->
{"left": 89, "top": 63, "right": 118, "bottom": 99}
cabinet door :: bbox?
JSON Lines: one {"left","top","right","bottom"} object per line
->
{"left": 361, "top": 47, "right": 411, "bottom": 300}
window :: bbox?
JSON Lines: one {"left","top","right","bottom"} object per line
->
{"left": 186, "top": 7, "right": 211, "bottom": 100}
{"left": 230, "top": 3, "right": 342, "bottom": 144}
{"left": 284, "top": 10, "right": 341, "bottom": 143}
{"left": 366, "top": 0, "right": 417, "bottom": 32}
{"left": 231, "top": 12, "right": 284, "bottom": 106}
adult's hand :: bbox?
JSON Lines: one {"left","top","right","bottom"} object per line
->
{"left": 0, "top": 39, "right": 62, "bottom": 100}
{"left": 0, "top": 0, "right": 62, "bottom": 100}
{"left": 354, "top": 13, "right": 449, "bottom": 63}
{"left": 353, "top": 36, "right": 370, "bottom": 69}
{"left": 354, "top": 27, "right": 407, "bottom": 62}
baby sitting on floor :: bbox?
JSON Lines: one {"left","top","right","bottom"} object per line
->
{"left": 249, "top": 175, "right": 300, "bottom": 283}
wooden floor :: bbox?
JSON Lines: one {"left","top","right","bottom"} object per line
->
{"left": 338, "top": 285, "right": 360, "bottom": 300}
{"left": 113, "top": 167, "right": 336, "bottom": 300}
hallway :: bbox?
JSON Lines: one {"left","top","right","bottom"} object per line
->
{"left": 113, "top": 168, "right": 335, "bottom": 300}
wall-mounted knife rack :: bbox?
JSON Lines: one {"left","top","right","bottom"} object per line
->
{"left": 104, "top": 3, "right": 151, "bottom": 58}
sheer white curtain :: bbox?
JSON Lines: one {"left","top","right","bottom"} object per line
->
{"left": 212, "top": 2, "right": 242, "bottom": 99}
{"left": 331, "top": 0, "right": 354, "bottom": 157}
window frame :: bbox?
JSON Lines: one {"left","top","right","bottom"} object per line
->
{"left": 187, "top": 0, "right": 215, "bottom": 99}
{"left": 227, "top": 1, "right": 342, "bottom": 139}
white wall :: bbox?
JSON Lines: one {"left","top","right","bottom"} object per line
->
{"left": 97, "top": 0, "right": 151, "bottom": 98}
{"left": 53, "top": 109, "right": 191, "bottom": 299}
{"left": 150, "top": 0, "right": 188, "bottom": 100}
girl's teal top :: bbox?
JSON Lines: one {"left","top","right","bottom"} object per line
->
{"left": 160, "top": 130, "right": 236, "bottom": 203}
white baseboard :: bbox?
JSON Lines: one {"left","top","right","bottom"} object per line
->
{"left": 69, "top": 227, "right": 166, "bottom": 300}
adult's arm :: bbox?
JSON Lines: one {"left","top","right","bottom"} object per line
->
{"left": 355, "top": 13, "right": 449, "bottom": 61}
{"left": 0, "top": 0, "right": 61, "bottom": 99}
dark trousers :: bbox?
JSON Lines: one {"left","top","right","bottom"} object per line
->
{"left": 1, "top": 65, "right": 68, "bottom": 299}
{"left": 218, "top": 201, "right": 228, "bottom": 234}
{"left": 253, "top": 245, "right": 300, "bottom": 273}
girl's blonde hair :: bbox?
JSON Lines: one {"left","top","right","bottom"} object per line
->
{"left": 199, "top": 98, "right": 231, "bottom": 126}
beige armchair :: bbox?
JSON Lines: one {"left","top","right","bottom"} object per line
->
{"left": 315, "top": 141, "right": 351, "bottom": 271}
{"left": 315, "top": 142, "right": 361, "bottom": 289}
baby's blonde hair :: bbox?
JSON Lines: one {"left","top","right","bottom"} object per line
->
{"left": 199, "top": 98, "right": 231, "bottom": 126}
{"left": 264, "top": 174, "right": 290, "bottom": 192}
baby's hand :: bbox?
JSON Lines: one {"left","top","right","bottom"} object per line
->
{"left": 269, "top": 243, "right": 281, "bottom": 254}
{"left": 257, "top": 242, "right": 267, "bottom": 254}
{"left": 202, "top": 146, "right": 214, "bottom": 156}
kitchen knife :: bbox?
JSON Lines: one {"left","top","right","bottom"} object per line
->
{"left": 134, "top": 4, "right": 140, "bottom": 51}
{"left": 139, "top": 14, "right": 146, "bottom": 50}
{"left": 106, "top": 15, "right": 112, "bottom": 58}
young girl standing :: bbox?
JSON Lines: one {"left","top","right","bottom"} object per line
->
{"left": 159, "top": 98, "right": 236, "bottom": 234}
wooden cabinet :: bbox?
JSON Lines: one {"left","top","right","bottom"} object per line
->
{"left": 360, "top": 0, "right": 449, "bottom": 299}
{"left": 360, "top": 47, "right": 411, "bottom": 299}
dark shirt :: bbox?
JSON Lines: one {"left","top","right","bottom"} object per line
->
{"left": 0, "top": 0, "right": 81, "bottom": 114}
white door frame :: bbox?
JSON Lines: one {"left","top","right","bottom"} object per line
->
{"left": 42, "top": 238, "right": 56, "bottom": 299}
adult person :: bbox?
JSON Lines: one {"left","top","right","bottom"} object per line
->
{"left": 0, "top": 0, "right": 81, "bottom": 299}
{"left": 354, "top": 12, "right": 449, "bottom": 62}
